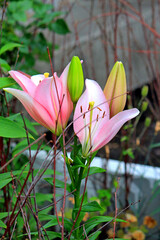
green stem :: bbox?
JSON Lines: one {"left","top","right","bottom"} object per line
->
{"left": 60, "top": 137, "right": 75, "bottom": 188}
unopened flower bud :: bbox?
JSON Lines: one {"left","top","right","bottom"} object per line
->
{"left": 141, "top": 101, "right": 148, "bottom": 112}
{"left": 67, "top": 56, "right": 84, "bottom": 103}
{"left": 141, "top": 85, "right": 149, "bottom": 97}
{"left": 104, "top": 61, "right": 127, "bottom": 118}
{"left": 145, "top": 117, "right": 151, "bottom": 127}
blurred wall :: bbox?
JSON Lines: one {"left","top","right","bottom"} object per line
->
{"left": 35, "top": 0, "right": 160, "bottom": 91}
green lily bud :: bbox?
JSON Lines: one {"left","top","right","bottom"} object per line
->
{"left": 145, "top": 117, "right": 151, "bottom": 127}
{"left": 67, "top": 56, "right": 84, "bottom": 103}
{"left": 104, "top": 61, "right": 127, "bottom": 118}
{"left": 141, "top": 101, "right": 148, "bottom": 112}
{"left": 141, "top": 85, "right": 149, "bottom": 97}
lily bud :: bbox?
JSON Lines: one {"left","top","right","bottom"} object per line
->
{"left": 141, "top": 85, "right": 149, "bottom": 97}
{"left": 67, "top": 56, "right": 84, "bottom": 103}
{"left": 141, "top": 101, "right": 148, "bottom": 112}
{"left": 104, "top": 61, "right": 127, "bottom": 118}
{"left": 145, "top": 117, "right": 151, "bottom": 127}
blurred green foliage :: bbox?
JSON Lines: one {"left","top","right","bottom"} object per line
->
{"left": 0, "top": 0, "right": 70, "bottom": 74}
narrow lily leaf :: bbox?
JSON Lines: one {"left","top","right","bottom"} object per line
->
{"left": 0, "top": 211, "right": 18, "bottom": 220}
{"left": 86, "top": 216, "right": 126, "bottom": 225}
{"left": 88, "top": 231, "right": 101, "bottom": 240}
{"left": 0, "top": 178, "right": 13, "bottom": 189}
{"left": 0, "top": 220, "right": 7, "bottom": 228}
{"left": 0, "top": 43, "right": 22, "bottom": 55}
{"left": 75, "top": 201, "right": 103, "bottom": 212}
{"left": 85, "top": 216, "right": 126, "bottom": 235}
{"left": 44, "top": 178, "right": 71, "bottom": 192}
{"left": 43, "top": 216, "right": 72, "bottom": 232}
{"left": 17, "top": 231, "right": 61, "bottom": 239}
{"left": 0, "top": 170, "right": 25, "bottom": 181}
{"left": 104, "top": 239, "right": 127, "bottom": 240}
{"left": 0, "top": 77, "right": 15, "bottom": 89}
{"left": 0, "top": 116, "right": 34, "bottom": 139}
{"left": 82, "top": 167, "right": 106, "bottom": 179}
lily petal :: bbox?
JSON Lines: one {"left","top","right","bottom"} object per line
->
{"left": 9, "top": 71, "right": 36, "bottom": 97}
{"left": 34, "top": 77, "right": 62, "bottom": 120}
{"left": 73, "top": 79, "right": 110, "bottom": 145}
{"left": 59, "top": 62, "right": 70, "bottom": 89}
{"left": 92, "top": 108, "right": 140, "bottom": 152}
{"left": 4, "top": 88, "right": 56, "bottom": 131}
{"left": 54, "top": 72, "right": 73, "bottom": 127}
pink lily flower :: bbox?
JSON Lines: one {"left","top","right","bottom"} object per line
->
{"left": 4, "top": 64, "right": 73, "bottom": 135}
{"left": 73, "top": 80, "right": 139, "bottom": 156}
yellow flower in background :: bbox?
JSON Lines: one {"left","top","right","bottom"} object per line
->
{"left": 121, "top": 213, "right": 137, "bottom": 228}
{"left": 120, "top": 221, "right": 130, "bottom": 228}
{"left": 132, "top": 230, "right": 145, "bottom": 240}
{"left": 107, "top": 228, "right": 114, "bottom": 238}
{"left": 143, "top": 216, "right": 157, "bottom": 228}
{"left": 68, "top": 197, "right": 75, "bottom": 204}
{"left": 126, "top": 213, "right": 138, "bottom": 223}
{"left": 83, "top": 212, "right": 89, "bottom": 222}
{"left": 123, "top": 233, "right": 132, "bottom": 240}
{"left": 58, "top": 211, "right": 62, "bottom": 217}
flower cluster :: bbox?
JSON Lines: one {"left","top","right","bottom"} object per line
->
{"left": 4, "top": 57, "right": 139, "bottom": 155}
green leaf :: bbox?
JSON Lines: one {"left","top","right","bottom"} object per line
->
{"left": 43, "top": 216, "right": 72, "bottom": 232}
{"left": 0, "top": 178, "right": 13, "bottom": 189}
{"left": 104, "top": 239, "right": 127, "bottom": 240}
{"left": 0, "top": 58, "right": 11, "bottom": 72}
{"left": 85, "top": 216, "right": 126, "bottom": 234}
{"left": 0, "top": 170, "right": 24, "bottom": 181}
{"left": 8, "top": 113, "right": 38, "bottom": 135}
{"left": 83, "top": 167, "right": 106, "bottom": 179}
{"left": 122, "top": 148, "right": 134, "bottom": 159}
{"left": 72, "top": 156, "right": 86, "bottom": 169}
{"left": 34, "top": 193, "right": 53, "bottom": 204}
{"left": 50, "top": 19, "right": 70, "bottom": 34}
{"left": 0, "top": 43, "right": 22, "bottom": 55}
{"left": 0, "top": 77, "right": 15, "bottom": 89}
{"left": 37, "top": 11, "right": 63, "bottom": 26}
{"left": 0, "top": 220, "right": 7, "bottom": 228}
{"left": 17, "top": 231, "right": 61, "bottom": 239}
{"left": 0, "top": 116, "right": 34, "bottom": 139}
{"left": 0, "top": 211, "right": 18, "bottom": 220}
{"left": 88, "top": 231, "right": 101, "bottom": 240}
{"left": 42, "top": 231, "right": 61, "bottom": 240}
{"left": 76, "top": 201, "right": 103, "bottom": 212}
{"left": 121, "top": 136, "right": 129, "bottom": 142}
{"left": 150, "top": 142, "right": 160, "bottom": 149}
{"left": 44, "top": 178, "right": 71, "bottom": 192}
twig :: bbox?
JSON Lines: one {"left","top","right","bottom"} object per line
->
{"left": 83, "top": 224, "right": 89, "bottom": 240}
{"left": 0, "top": 134, "right": 46, "bottom": 172}
{"left": 88, "top": 200, "right": 140, "bottom": 239}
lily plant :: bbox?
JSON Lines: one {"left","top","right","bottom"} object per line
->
{"left": 4, "top": 57, "right": 139, "bottom": 239}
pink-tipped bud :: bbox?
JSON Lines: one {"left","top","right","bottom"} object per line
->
{"left": 104, "top": 61, "right": 127, "bottom": 118}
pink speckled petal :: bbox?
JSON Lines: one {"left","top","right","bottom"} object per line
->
{"left": 92, "top": 108, "right": 139, "bottom": 152}
{"left": 73, "top": 79, "right": 109, "bottom": 145}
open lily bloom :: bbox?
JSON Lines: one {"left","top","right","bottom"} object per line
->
{"left": 73, "top": 80, "right": 139, "bottom": 157}
{"left": 4, "top": 64, "right": 73, "bottom": 135}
